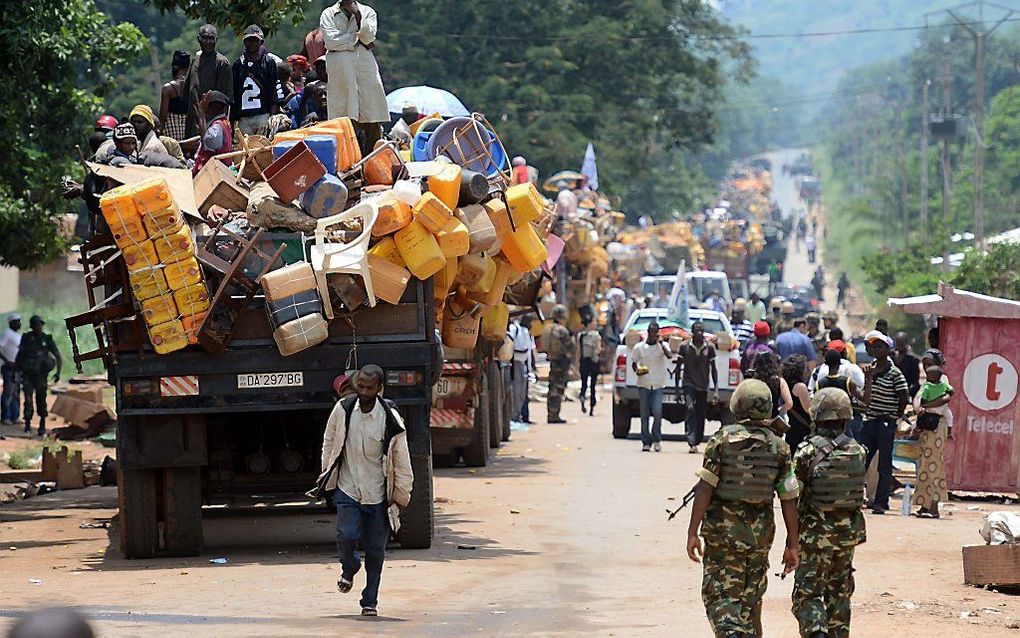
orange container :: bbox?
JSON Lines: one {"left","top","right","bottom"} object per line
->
{"left": 372, "top": 198, "right": 413, "bottom": 237}
{"left": 367, "top": 254, "right": 411, "bottom": 305}
{"left": 148, "top": 320, "right": 189, "bottom": 354}
{"left": 164, "top": 256, "right": 203, "bottom": 289}
{"left": 369, "top": 236, "right": 407, "bottom": 268}
{"left": 505, "top": 182, "right": 544, "bottom": 225}
{"left": 263, "top": 141, "right": 326, "bottom": 202}
{"left": 122, "top": 239, "right": 159, "bottom": 272}
{"left": 455, "top": 253, "right": 493, "bottom": 289}
{"left": 310, "top": 118, "right": 361, "bottom": 172}
{"left": 129, "top": 267, "right": 170, "bottom": 302}
{"left": 181, "top": 311, "right": 207, "bottom": 344}
{"left": 500, "top": 221, "right": 548, "bottom": 273}
{"left": 441, "top": 294, "right": 481, "bottom": 349}
{"left": 141, "top": 295, "right": 178, "bottom": 327}
{"left": 130, "top": 178, "right": 178, "bottom": 215}
{"left": 100, "top": 185, "right": 147, "bottom": 247}
{"left": 172, "top": 282, "right": 210, "bottom": 316}
{"left": 467, "top": 258, "right": 514, "bottom": 307}
{"left": 433, "top": 257, "right": 458, "bottom": 305}
{"left": 364, "top": 142, "right": 402, "bottom": 186}
{"left": 427, "top": 163, "right": 462, "bottom": 211}
{"left": 484, "top": 198, "right": 513, "bottom": 239}
{"left": 481, "top": 302, "right": 510, "bottom": 341}
{"left": 394, "top": 220, "right": 446, "bottom": 280}
{"left": 412, "top": 191, "right": 453, "bottom": 233}
{"left": 152, "top": 225, "right": 195, "bottom": 264}
{"left": 434, "top": 217, "right": 470, "bottom": 258}
{"left": 142, "top": 207, "right": 184, "bottom": 236}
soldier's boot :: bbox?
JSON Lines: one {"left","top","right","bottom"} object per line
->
{"left": 808, "top": 633, "right": 827, "bottom": 638}
{"left": 37, "top": 418, "right": 46, "bottom": 437}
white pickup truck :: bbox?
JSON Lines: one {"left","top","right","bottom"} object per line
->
{"left": 612, "top": 308, "right": 741, "bottom": 440}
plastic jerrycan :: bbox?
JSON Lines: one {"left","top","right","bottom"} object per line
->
{"left": 434, "top": 217, "right": 471, "bottom": 258}
{"left": 152, "top": 225, "right": 195, "bottom": 264}
{"left": 413, "top": 191, "right": 453, "bottom": 233}
{"left": 500, "top": 220, "right": 547, "bottom": 273}
{"left": 148, "top": 320, "right": 189, "bottom": 354}
{"left": 129, "top": 267, "right": 170, "bottom": 301}
{"left": 99, "top": 185, "right": 146, "bottom": 248}
{"left": 427, "top": 163, "right": 462, "bottom": 211}
{"left": 371, "top": 195, "right": 413, "bottom": 237}
{"left": 441, "top": 293, "right": 481, "bottom": 349}
{"left": 394, "top": 219, "right": 447, "bottom": 280}
{"left": 468, "top": 258, "right": 514, "bottom": 307}
{"left": 480, "top": 301, "right": 510, "bottom": 341}
{"left": 368, "top": 236, "right": 407, "bottom": 268}
{"left": 131, "top": 178, "right": 178, "bottom": 215}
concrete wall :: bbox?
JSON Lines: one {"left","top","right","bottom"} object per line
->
{"left": 0, "top": 267, "right": 18, "bottom": 314}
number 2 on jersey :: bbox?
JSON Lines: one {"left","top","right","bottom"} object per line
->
{"left": 241, "top": 76, "right": 261, "bottom": 110}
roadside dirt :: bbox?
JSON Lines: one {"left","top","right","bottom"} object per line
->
{"left": 2, "top": 387, "right": 1020, "bottom": 637}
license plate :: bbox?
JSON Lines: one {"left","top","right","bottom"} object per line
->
{"left": 433, "top": 377, "right": 468, "bottom": 398}
{"left": 237, "top": 372, "right": 304, "bottom": 389}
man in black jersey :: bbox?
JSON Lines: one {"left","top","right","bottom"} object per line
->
{"left": 231, "top": 25, "right": 284, "bottom": 136}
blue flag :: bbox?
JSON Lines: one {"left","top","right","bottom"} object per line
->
{"left": 581, "top": 143, "right": 599, "bottom": 191}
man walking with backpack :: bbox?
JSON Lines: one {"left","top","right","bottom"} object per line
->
{"left": 542, "top": 305, "right": 574, "bottom": 424}
{"left": 317, "top": 364, "right": 413, "bottom": 617}
{"left": 577, "top": 318, "right": 602, "bottom": 416}
{"left": 792, "top": 388, "right": 867, "bottom": 637}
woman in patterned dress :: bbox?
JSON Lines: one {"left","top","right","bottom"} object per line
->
{"left": 912, "top": 349, "right": 952, "bottom": 518}
{"left": 158, "top": 50, "right": 190, "bottom": 141}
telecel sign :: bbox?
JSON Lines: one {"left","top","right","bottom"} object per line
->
{"left": 963, "top": 353, "right": 1018, "bottom": 435}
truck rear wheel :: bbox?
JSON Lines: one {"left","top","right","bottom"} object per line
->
{"left": 119, "top": 466, "right": 202, "bottom": 558}
{"left": 501, "top": 369, "right": 513, "bottom": 442}
{"left": 395, "top": 454, "right": 434, "bottom": 549}
{"left": 462, "top": 378, "right": 490, "bottom": 467}
{"left": 487, "top": 361, "right": 503, "bottom": 449}
{"left": 612, "top": 401, "right": 632, "bottom": 439}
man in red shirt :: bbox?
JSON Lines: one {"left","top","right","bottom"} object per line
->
{"left": 193, "top": 91, "right": 232, "bottom": 175}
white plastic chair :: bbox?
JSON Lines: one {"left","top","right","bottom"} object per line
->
{"left": 309, "top": 200, "right": 380, "bottom": 318}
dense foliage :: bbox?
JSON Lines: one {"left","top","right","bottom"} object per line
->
{"left": 0, "top": 0, "right": 147, "bottom": 269}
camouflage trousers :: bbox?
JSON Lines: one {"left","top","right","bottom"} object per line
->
{"left": 547, "top": 359, "right": 569, "bottom": 420}
{"left": 792, "top": 544, "right": 855, "bottom": 638}
{"left": 702, "top": 543, "right": 769, "bottom": 637}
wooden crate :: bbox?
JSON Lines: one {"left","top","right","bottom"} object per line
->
{"left": 962, "top": 544, "right": 1020, "bottom": 586}
{"left": 193, "top": 159, "right": 249, "bottom": 216}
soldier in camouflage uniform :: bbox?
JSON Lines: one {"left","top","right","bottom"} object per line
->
{"left": 791, "top": 388, "right": 867, "bottom": 638}
{"left": 542, "top": 305, "right": 574, "bottom": 424}
{"left": 776, "top": 301, "right": 796, "bottom": 335}
{"left": 687, "top": 379, "right": 801, "bottom": 638}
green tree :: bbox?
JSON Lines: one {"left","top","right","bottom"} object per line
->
{"left": 143, "top": 0, "right": 307, "bottom": 35}
{"left": 0, "top": 0, "right": 147, "bottom": 269}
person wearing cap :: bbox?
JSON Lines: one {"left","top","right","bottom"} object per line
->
{"left": 746, "top": 291, "right": 767, "bottom": 324}
{"left": 231, "top": 24, "right": 285, "bottom": 136}
{"left": 825, "top": 325, "right": 856, "bottom": 364}
{"left": 320, "top": 0, "right": 389, "bottom": 152}
{"left": 103, "top": 124, "right": 139, "bottom": 166}
{"left": 158, "top": 50, "right": 191, "bottom": 141}
{"left": 741, "top": 320, "right": 775, "bottom": 377}
{"left": 777, "top": 300, "right": 796, "bottom": 335}
{"left": 1, "top": 314, "right": 23, "bottom": 426}
{"left": 286, "top": 54, "right": 310, "bottom": 93}
{"left": 193, "top": 90, "right": 233, "bottom": 175}
{"left": 542, "top": 305, "right": 574, "bottom": 424}
{"left": 511, "top": 156, "right": 530, "bottom": 186}
{"left": 15, "top": 315, "right": 60, "bottom": 436}
{"left": 860, "top": 330, "right": 907, "bottom": 514}
{"left": 730, "top": 299, "right": 754, "bottom": 350}
{"left": 184, "top": 24, "right": 233, "bottom": 139}
{"left": 128, "top": 104, "right": 170, "bottom": 156}
{"left": 791, "top": 388, "right": 867, "bottom": 638}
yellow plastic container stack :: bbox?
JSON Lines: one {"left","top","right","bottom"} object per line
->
{"left": 165, "top": 257, "right": 203, "bottom": 289}
{"left": 99, "top": 185, "right": 146, "bottom": 247}
{"left": 505, "top": 182, "right": 544, "bottom": 224}
{"left": 480, "top": 302, "right": 510, "bottom": 341}
{"left": 130, "top": 178, "right": 179, "bottom": 216}
{"left": 428, "top": 163, "right": 462, "bottom": 211}
{"left": 500, "top": 220, "right": 548, "bottom": 273}
{"left": 142, "top": 208, "right": 184, "bottom": 235}
{"left": 152, "top": 224, "right": 196, "bottom": 263}
{"left": 141, "top": 296, "right": 178, "bottom": 327}
{"left": 129, "top": 267, "right": 170, "bottom": 301}
{"left": 173, "top": 283, "right": 211, "bottom": 317}
{"left": 123, "top": 240, "right": 159, "bottom": 272}
{"left": 412, "top": 191, "right": 453, "bottom": 233}
{"left": 434, "top": 217, "right": 470, "bottom": 258}
{"left": 369, "top": 236, "right": 407, "bottom": 268}
{"left": 149, "top": 320, "right": 190, "bottom": 354}
{"left": 394, "top": 219, "right": 446, "bottom": 280}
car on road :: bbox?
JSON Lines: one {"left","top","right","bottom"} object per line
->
{"left": 612, "top": 308, "right": 741, "bottom": 440}
{"left": 771, "top": 283, "right": 819, "bottom": 317}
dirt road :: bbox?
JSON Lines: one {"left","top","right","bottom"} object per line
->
{"left": 2, "top": 389, "right": 1020, "bottom": 636}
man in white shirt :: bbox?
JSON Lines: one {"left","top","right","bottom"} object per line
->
{"left": 0, "top": 314, "right": 22, "bottom": 426}
{"left": 630, "top": 322, "right": 675, "bottom": 452}
{"left": 507, "top": 316, "right": 536, "bottom": 424}
{"left": 318, "top": 364, "right": 413, "bottom": 616}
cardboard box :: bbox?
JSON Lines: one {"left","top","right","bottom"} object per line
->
{"left": 194, "top": 159, "right": 249, "bottom": 216}
{"left": 962, "top": 544, "right": 1020, "bottom": 586}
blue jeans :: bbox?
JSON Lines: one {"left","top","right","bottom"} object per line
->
{"left": 861, "top": 417, "right": 896, "bottom": 510}
{"left": 639, "top": 387, "right": 663, "bottom": 446}
{"left": 333, "top": 489, "right": 390, "bottom": 608}
{"left": 1, "top": 364, "right": 19, "bottom": 422}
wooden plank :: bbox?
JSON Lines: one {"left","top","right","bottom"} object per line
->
{"left": 963, "top": 544, "right": 1020, "bottom": 586}
{"left": 0, "top": 470, "right": 44, "bottom": 483}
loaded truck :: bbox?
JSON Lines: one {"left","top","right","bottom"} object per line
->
{"left": 78, "top": 232, "right": 441, "bottom": 559}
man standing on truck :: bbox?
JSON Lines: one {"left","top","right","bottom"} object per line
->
{"left": 231, "top": 25, "right": 284, "bottom": 136}
{"left": 16, "top": 316, "right": 61, "bottom": 437}
{"left": 543, "top": 305, "right": 574, "bottom": 424}
{"left": 577, "top": 318, "right": 602, "bottom": 416}
{"left": 318, "top": 364, "right": 413, "bottom": 616}
{"left": 675, "top": 321, "right": 718, "bottom": 454}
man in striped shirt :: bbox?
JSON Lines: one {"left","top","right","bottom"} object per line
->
{"left": 861, "top": 330, "right": 909, "bottom": 514}
{"left": 730, "top": 300, "right": 755, "bottom": 351}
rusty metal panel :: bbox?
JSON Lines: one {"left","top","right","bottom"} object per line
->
{"left": 943, "top": 316, "right": 1020, "bottom": 492}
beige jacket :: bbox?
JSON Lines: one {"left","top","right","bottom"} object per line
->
{"left": 318, "top": 397, "right": 413, "bottom": 530}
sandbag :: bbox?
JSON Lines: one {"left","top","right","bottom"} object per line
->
{"left": 247, "top": 182, "right": 317, "bottom": 233}
{"left": 260, "top": 262, "right": 317, "bottom": 304}
{"left": 273, "top": 313, "right": 329, "bottom": 356}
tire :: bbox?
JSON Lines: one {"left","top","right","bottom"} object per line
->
{"left": 119, "top": 467, "right": 159, "bottom": 559}
{"left": 431, "top": 451, "right": 456, "bottom": 468}
{"left": 487, "top": 361, "right": 502, "bottom": 449}
{"left": 162, "top": 466, "right": 203, "bottom": 557}
{"left": 395, "top": 454, "right": 434, "bottom": 549}
{"left": 119, "top": 466, "right": 202, "bottom": 558}
{"left": 461, "top": 376, "right": 490, "bottom": 467}
{"left": 612, "top": 401, "right": 632, "bottom": 439}
{"left": 501, "top": 367, "right": 513, "bottom": 442}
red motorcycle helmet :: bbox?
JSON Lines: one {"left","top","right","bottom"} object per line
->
{"left": 94, "top": 114, "right": 118, "bottom": 131}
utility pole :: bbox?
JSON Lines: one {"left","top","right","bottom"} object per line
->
{"left": 920, "top": 79, "right": 931, "bottom": 242}
{"left": 896, "top": 103, "right": 910, "bottom": 250}
{"left": 940, "top": 60, "right": 953, "bottom": 272}
{"left": 937, "top": 2, "right": 1016, "bottom": 248}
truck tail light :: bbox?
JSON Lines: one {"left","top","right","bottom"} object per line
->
{"left": 615, "top": 354, "right": 628, "bottom": 382}
{"left": 728, "top": 357, "right": 741, "bottom": 387}
{"left": 123, "top": 379, "right": 158, "bottom": 396}
{"left": 386, "top": 370, "right": 422, "bottom": 386}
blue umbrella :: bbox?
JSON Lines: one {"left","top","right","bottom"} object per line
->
{"left": 386, "top": 85, "right": 470, "bottom": 118}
